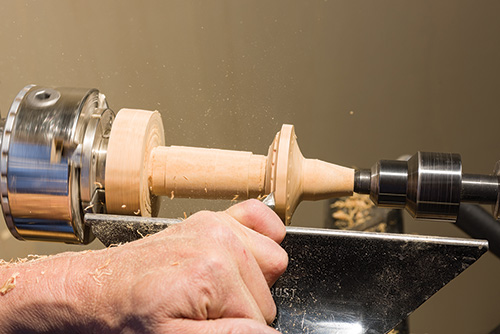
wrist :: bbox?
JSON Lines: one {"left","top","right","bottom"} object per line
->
{"left": 0, "top": 251, "right": 115, "bottom": 333}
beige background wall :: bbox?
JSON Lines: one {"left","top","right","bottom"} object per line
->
{"left": 1, "top": 1, "right": 500, "bottom": 332}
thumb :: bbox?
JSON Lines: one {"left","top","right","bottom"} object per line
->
{"left": 159, "top": 318, "right": 281, "bottom": 334}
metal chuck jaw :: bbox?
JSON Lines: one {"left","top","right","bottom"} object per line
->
{"left": 355, "top": 152, "right": 500, "bottom": 221}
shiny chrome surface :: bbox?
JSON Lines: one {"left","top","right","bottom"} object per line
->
{"left": 355, "top": 152, "right": 500, "bottom": 222}
{"left": 370, "top": 160, "right": 408, "bottom": 208}
{"left": 0, "top": 85, "right": 112, "bottom": 243}
{"left": 262, "top": 192, "right": 276, "bottom": 210}
{"left": 80, "top": 97, "right": 114, "bottom": 213}
{"left": 407, "top": 152, "right": 462, "bottom": 220}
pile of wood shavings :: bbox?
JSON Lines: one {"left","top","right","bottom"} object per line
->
{"left": 331, "top": 194, "right": 374, "bottom": 229}
{"left": 331, "top": 194, "right": 396, "bottom": 233}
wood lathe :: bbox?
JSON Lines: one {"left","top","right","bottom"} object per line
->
{"left": 1, "top": 85, "right": 497, "bottom": 333}
{"left": 2, "top": 85, "right": 499, "bottom": 244}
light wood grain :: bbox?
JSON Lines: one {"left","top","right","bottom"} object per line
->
{"left": 106, "top": 109, "right": 354, "bottom": 224}
{"left": 105, "top": 109, "right": 165, "bottom": 216}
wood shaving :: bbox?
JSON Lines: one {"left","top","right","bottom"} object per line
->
{"left": 0, "top": 254, "right": 48, "bottom": 268}
{"left": 331, "top": 194, "right": 374, "bottom": 229}
{"left": 0, "top": 273, "right": 19, "bottom": 295}
{"left": 231, "top": 194, "right": 239, "bottom": 202}
{"left": 25, "top": 254, "right": 48, "bottom": 261}
{"left": 256, "top": 194, "right": 268, "bottom": 201}
{"left": 121, "top": 204, "right": 127, "bottom": 209}
{"left": 0, "top": 259, "right": 13, "bottom": 267}
{"left": 183, "top": 175, "right": 189, "bottom": 180}
{"left": 183, "top": 212, "right": 187, "bottom": 219}
{"left": 136, "top": 230, "right": 153, "bottom": 239}
{"left": 331, "top": 194, "right": 392, "bottom": 232}
{"left": 89, "top": 259, "right": 112, "bottom": 286}
{"left": 134, "top": 209, "right": 141, "bottom": 215}
{"left": 170, "top": 191, "right": 175, "bottom": 200}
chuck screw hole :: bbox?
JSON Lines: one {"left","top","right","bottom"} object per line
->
{"left": 35, "top": 91, "right": 51, "bottom": 100}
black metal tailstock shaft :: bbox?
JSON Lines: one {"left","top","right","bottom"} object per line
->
{"left": 456, "top": 204, "right": 500, "bottom": 259}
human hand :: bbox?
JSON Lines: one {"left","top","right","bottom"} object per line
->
{"left": 0, "top": 199, "right": 288, "bottom": 334}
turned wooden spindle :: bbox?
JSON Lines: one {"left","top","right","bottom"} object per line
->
{"left": 105, "top": 109, "right": 354, "bottom": 224}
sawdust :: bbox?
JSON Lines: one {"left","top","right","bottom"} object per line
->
{"left": 136, "top": 230, "right": 152, "bottom": 239}
{"left": 89, "top": 259, "right": 112, "bottom": 286}
{"left": 24, "top": 254, "right": 48, "bottom": 262}
{"left": 256, "top": 194, "right": 268, "bottom": 201}
{"left": 0, "top": 273, "right": 19, "bottom": 295}
{"left": 0, "top": 254, "right": 49, "bottom": 268}
{"left": 331, "top": 194, "right": 374, "bottom": 229}
{"left": 331, "top": 194, "right": 392, "bottom": 232}
{"left": 0, "top": 259, "right": 12, "bottom": 267}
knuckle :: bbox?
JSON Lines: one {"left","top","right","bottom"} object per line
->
{"left": 238, "top": 199, "right": 263, "bottom": 218}
{"left": 190, "top": 210, "right": 220, "bottom": 226}
{"left": 195, "top": 251, "right": 228, "bottom": 278}
{"left": 205, "top": 220, "right": 240, "bottom": 245}
{"left": 189, "top": 211, "right": 236, "bottom": 239}
{"left": 184, "top": 253, "right": 229, "bottom": 314}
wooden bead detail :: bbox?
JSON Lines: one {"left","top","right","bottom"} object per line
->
{"left": 265, "top": 125, "right": 354, "bottom": 224}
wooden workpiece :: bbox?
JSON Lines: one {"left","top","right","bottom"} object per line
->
{"left": 105, "top": 109, "right": 354, "bottom": 224}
